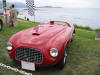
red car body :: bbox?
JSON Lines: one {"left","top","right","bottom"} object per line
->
{"left": 7, "top": 21, "right": 74, "bottom": 67}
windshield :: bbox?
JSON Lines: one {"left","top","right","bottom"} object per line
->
{"left": 50, "top": 21, "right": 71, "bottom": 27}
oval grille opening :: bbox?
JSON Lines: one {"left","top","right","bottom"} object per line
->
{"left": 15, "top": 47, "right": 42, "bottom": 63}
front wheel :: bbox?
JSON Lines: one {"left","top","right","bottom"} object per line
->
{"left": 56, "top": 48, "right": 67, "bottom": 69}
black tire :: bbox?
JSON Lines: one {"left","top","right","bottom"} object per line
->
{"left": 0, "top": 20, "right": 3, "bottom": 31}
{"left": 73, "top": 29, "right": 75, "bottom": 34}
{"left": 56, "top": 45, "right": 68, "bottom": 69}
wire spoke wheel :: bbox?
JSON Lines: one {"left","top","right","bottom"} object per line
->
{"left": 63, "top": 50, "right": 67, "bottom": 64}
{"left": 56, "top": 44, "right": 68, "bottom": 69}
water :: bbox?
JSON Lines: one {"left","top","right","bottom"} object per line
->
{"left": 18, "top": 8, "right": 100, "bottom": 29}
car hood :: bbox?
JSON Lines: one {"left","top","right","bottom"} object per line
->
{"left": 9, "top": 25, "right": 67, "bottom": 47}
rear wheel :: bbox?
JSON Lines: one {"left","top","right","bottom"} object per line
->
{"left": 71, "top": 35, "right": 74, "bottom": 43}
{"left": 71, "top": 30, "right": 75, "bottom": 43}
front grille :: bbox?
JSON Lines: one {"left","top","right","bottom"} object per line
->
{"left": 15, "top": 47, "right": 42, "bottom": 63}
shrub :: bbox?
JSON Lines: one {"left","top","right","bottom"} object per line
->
{"left": 74, "top": 24, "right": 92, "bottom": 31}
{"left": 95, "top": 29, "right": 100, "bottom": 31}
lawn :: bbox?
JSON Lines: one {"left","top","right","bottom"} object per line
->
{"left": 0, "top": 19, "right": 100, "bottom": 75}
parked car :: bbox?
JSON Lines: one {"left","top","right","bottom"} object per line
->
{"left": 0, "top": 17, "right": 3, "bottom": 31}
{"left": 7, "top": 21, "right": 75, "bottom": 70}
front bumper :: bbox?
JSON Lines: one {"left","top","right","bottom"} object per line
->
{"left": 8, "top": 46, "right": 60, "bottom": 67}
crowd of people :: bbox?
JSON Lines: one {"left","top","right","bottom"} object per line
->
{"left": 3, "top": 4, "right": 19, "bottom": 27}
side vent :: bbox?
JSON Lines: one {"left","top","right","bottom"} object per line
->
{"left": 32, "top": 33, "right": 40, "bottom": 35}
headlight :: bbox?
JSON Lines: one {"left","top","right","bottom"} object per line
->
{"left": 50, "top": 48, "right": 59, "bottom": 57}
{"left": 6, "top": 43, "right": 13, "bottom": 51}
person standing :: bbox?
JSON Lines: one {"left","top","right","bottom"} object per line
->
{"left": 3, "top": 7, "right": 9, "bottom": 25}
{"left": 9, "top": 6, "right": 13, "bottom": 26}
{"left": 11, "top": 4, "right": 19, "bottom": 27}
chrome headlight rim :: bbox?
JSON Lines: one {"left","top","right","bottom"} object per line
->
{"left": 50, "top": 48, "right": 59, "bottom": 57}
{"left": 6, "top": 42, "right": 13, "bottom": 51}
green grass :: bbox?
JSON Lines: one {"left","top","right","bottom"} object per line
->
{"left": 0, "top": 19, "right": 100, "bottom": 75}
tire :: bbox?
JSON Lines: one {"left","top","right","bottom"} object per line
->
{"left": 73, "top": 29, "right": 75, "bottom": 34}
{"left": 56, "top": 45, "right": 68, "bottom": 69}
{"left": 0, "top": 20, "right": 3, "bottom": 31}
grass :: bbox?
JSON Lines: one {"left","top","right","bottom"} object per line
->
{"left": 0, "top": 19, "right": 100, "bottom": 75}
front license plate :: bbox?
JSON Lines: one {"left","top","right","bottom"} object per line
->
{"left": 21, "top": 61, "right": 35, "bottom": 71}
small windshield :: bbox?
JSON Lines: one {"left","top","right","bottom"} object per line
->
{"left": 51, "top": 21, "right": 71, "bottom": 27}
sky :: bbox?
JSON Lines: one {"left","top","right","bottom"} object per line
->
{"left": 6, "top": 0, "right": 100, "bottom": 8}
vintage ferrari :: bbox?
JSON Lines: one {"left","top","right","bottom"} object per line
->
{"left": 7, "top": 21, "right": 75, "bottom": 71}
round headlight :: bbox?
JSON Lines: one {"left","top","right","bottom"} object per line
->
{"left": 6, "top": 43, "right": 13, "bottom": 51}
{"left": 50, "top": 48, "right": 59, "bottom": 57}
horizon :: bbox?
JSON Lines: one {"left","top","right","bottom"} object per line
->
{"left": 0, "top": 2, "right": 100, "bottom": 9}
{"left": 6, "top": 0, "right": 100, "bottom": 8}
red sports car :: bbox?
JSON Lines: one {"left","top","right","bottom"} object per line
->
{"left": 7, "top": 21, "right": 75, "bottom": 71}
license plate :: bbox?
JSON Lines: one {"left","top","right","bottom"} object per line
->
{"left": 21, "top": 61, "right": 35, "bottom": 71}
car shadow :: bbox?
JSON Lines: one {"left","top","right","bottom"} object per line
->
{"left": 13, "top": 61, "right": 62, "bottom": 73}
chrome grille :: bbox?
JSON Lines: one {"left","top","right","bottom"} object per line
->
{"left": 15, "top": 47, "right": 42, "bottom": 63}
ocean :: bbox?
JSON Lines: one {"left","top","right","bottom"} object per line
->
{"left": 18, "top": 8, "right": 100, "bottom": 29}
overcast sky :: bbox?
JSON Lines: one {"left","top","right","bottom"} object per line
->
{"left": 7, "top": 0, "right": 100, "bottom": 8}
